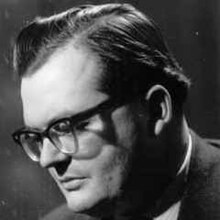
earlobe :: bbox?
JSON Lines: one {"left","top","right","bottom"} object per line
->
{"left": 146, "top": 85, "right": 172, "bottom": 136}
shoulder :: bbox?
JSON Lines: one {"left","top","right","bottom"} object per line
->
{"left": 189, "top": 132, "right": 220, "bottom": 192}
{"left": 179, "top": 132, "right": 220, "bottom": 219}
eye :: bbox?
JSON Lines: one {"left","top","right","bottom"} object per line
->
{"left": 75, "top": 115, "right": 102, "bottom": 132}
{"left": 75, "top": 120, "right": 90, "bottom": 131}
{"left": 51, "top": 120, "right": 72, "bottom": 134}
{"left": 20, "top": 132, "right": 41, "bottom": 144}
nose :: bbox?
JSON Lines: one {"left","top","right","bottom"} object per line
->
{"left": 39, "top": 138, "right": 69, "bottom": 168}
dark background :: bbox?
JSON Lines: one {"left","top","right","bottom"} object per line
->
{"left": 0, "top": 0, "right": 220, "bottom": 219}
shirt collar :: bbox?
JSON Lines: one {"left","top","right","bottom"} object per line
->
{"left": 148, "top": 133, "right": 192, "bottom": 218}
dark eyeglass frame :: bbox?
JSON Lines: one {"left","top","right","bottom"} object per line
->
{"left": 12, "top": 98, "right": 125, "bottom": 161}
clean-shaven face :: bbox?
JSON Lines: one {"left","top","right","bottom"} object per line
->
{"left": 20, "top": 45, "right": 140, "bottom": 213}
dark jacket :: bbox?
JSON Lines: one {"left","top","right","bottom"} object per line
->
{"left": 41, "top": 132, "right": 220, "bottom": 220}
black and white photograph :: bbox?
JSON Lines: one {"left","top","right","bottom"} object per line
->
{"left": 0, "top": 0, "right": 220, "bottom": 219}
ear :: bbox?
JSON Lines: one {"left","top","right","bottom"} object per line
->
{"left": 146, "top": 84, "right": 172, "bottom": 136}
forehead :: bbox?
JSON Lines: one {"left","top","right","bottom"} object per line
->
{"left": 21, "top": 45, "right": 108, "bottom": 128}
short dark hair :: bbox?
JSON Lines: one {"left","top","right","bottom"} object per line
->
{"left": 13, "top": 3, "right": 190, "bottom": 109}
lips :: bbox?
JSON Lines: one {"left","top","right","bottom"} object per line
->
{"left": 59, "top": 176, "right": 87, "bottom": 191}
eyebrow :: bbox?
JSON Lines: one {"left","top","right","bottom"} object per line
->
{"left": 49, "top": 98, "right": 114, "bottom": 127}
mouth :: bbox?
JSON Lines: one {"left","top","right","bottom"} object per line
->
{"left": 59, "top": 177, "right": 87, "bottom": 191}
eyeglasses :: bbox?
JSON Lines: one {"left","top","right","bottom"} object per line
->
{"left": 12, "top": 99, "right": 120, "bottom": 162}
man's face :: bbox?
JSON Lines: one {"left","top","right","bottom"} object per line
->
{"left": 21, "top": 45, "right": 141, "bottom": 213}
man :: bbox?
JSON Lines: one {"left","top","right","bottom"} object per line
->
{"left": 12, "top": 3, "right": 220, "bottom": 220}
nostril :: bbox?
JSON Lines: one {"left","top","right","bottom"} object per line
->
{"left": 54, "top": 157, "right": 72, "bottom": 175}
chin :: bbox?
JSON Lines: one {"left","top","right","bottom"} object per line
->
{"left": 64, "top": 184, "right": 120, "bottom": 217}
{"left": 64, "top": 188, "right": 106, "bottom": 214}
{"left": 66, "top": 193, "right": 117, "bottom": 218}
{"left": 66, "top": 198, "right": 89, "bottom": 213}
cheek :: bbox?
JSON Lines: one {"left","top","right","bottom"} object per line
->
{"left": 90, "top": 108, "right": 138, "bottom": 193}
{"left": 88, "top": 144, "right": 131, "bottom": 196}
{"left": 76, "top": 132, "right": 107, "bottom": 159}
{"left": 112, "top": 108, "right": 138, "bottom": 152}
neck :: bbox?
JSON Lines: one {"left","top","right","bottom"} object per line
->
{"left": 86, "top": 115, "right": 190, "bottom": 219}
{"left": 111, "top": 115, "right": 191, "bottom": 218}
